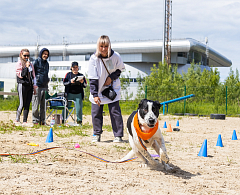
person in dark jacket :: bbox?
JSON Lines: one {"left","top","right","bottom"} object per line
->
{"left": 32, "top": 48, "right": 50, "bottom": 125}
{"left": 63, "top": 61, "right": 87, "bottom": 124}
{"left": 15, "top": 49, "right": 37, "bottom": 126}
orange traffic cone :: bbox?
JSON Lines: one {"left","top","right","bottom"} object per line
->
{"left": 166, "top": 124, "right": 172, "bottom": 132}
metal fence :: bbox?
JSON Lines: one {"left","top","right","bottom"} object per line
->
{"left": 1, "top": 85, "right": 240, "bottom": 116}
{"left": 120, "top": 85, "right": 240, "bottom": 116}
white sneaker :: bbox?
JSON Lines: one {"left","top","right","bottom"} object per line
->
{"left": 92, "top": 135, "right": 101, "bottom": 142}
{"left": 22, "top": 122, "right": 33, "bottom": 127}
{"left": 14, "top": 120, "right": 21, "bottom": 126}
{"left": 113, "top": 137, "right": 123, "bottom": 143}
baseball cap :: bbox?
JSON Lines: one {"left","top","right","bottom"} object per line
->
{"left": 71, "top": 61, "right": 78, "bottom": 67}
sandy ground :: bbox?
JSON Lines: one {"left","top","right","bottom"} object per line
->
{"left": 0, "top": 111, "right": 240, "bottom": 195}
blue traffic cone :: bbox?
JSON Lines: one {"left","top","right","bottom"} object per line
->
{"left": 198, "top": 139, "right": 207, "bottom": 157}
{"left": 163, "top": 121, "right": 167, "bottom": 128}
{"left": 232, "top": 130, "right": 238, "bottom": 140}
{"left": 46, "top": 128, "right": 53, "bottom": 143}
{"left": 216, "top": 134, "right": 223, "bottom": 147}
{"left": 176, "top": 120, "right": 179, "bottom": 127}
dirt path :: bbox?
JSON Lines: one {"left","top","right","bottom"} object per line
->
{"left": 0, "top": 111, "right": 240, "bottom": 194}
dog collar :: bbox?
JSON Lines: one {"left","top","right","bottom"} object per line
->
{"left": 133, "top": 113, "right": 158, "bottom": 140}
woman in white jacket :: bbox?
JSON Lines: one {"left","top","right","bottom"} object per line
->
{"left": 88, "top": 35, "right": 125, "bottom": 143}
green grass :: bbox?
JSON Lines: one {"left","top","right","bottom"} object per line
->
{"left": 1, "top": 96, "right": 239, "bottom": 116}
{"left": 0, "top": 120, "right": 28, "bottom": 133}
{"left": 112, "top": 145, "right": 131, "bottom": 152}
{"left": 53, "top": 122, "right": 92, "bottom": 138}
{"left": 8, "top": 154, "right": 30, "bottom": 163}
{"left": 103, "top": 125, "right": 112, "bottom": 132}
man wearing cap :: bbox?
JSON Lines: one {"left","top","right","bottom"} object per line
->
{"left": 63, "top": 61, "right": 87, "bottom": 124}
{"left": 32, "top": 48, "right": 50, "bottom": 125}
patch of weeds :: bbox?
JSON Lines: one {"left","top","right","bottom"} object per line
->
{"left": 30, "top": 132, "right": 37, "bottom": 136}
{"left": 8, "top": 154, "right": 30, "bottom": 163}
{"left": 81, "top": 122, "right": 93, "bottom": 130}
{"left": 32, "top": 123, "right": 41, "bottom": 129}
{"left": 0, "top": 120, "right": 27, "bottom": 134}
{"left": 112, "top": 145, "right": 131, "bottom": 152}
{"left": 39, "top": 132, "right": 45, "bottom": 137}
{"left": 41, "top": 126, "right": 50, "bottom": 131}
{"left": 103, "top": 125, "right": 112, "bottom": 132}
{"left": 54, "top": 122, "right": 92, "bottom": 138}
{"left": 162, "top": 132, "right": 167, "bottom": 136}
{"left": 0, "top": 157, "right": 3, "bottom": 163}
{"left": 55, "top": 128, "right": 89, "bottom": 138}
{"left": 34, "top": 158, "right": 38, "bottom": 163}
{"left": 50, "top": 154, "right": 59, "bottom": 162}
{"left": 227, "top": 156, "right": 236, "bottom": 165}
{"left": 189, "top": 142, "right": 194, "bottom": 146}
{"left": 166, "top": 143, "right": 172, "bottom": 147}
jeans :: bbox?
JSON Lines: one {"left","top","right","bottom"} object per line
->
{"left": 62, "top": 93, "right": 83, "bottom": 122}
{"left": 91, "top": 101, "right": 123, "bottom": 137}
{"left": 32, "top": 87, "right": 48, "bottom": 124}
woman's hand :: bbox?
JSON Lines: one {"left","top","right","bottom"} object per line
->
{"left": 94, "top": 96, "right": 101, "bottom": 107}
{"left": 71, "top": 78, "right": 75, "bottom": 83}
{"left": 33, "top": 85, "right": 38, "bottom": 95}
{"left": 104, "top": 77, "right": 112, "bottom": 86}
{"left": 79, "top": 79, "right": 84, "bottom": 83}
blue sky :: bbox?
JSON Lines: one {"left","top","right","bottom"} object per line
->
{"left": 0, "top": 0, "right": 239, "bottom": 81}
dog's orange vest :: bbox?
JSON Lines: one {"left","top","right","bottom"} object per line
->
{"left": 133, "top": 113, "right": 158, "bottom": 140}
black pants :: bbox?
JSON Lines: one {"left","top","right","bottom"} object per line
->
{"left": 16, "top": 83, "right": 33, "bottom": 122}
{"left": 91, "top": 101, "right": 124, "bottom": 137}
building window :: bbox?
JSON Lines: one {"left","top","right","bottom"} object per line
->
{"left": 50, "top": 66, "right": 71, "bottom": 71}
{"left": 194, "top": 52, "right": 201, "bottom": 64}
{"left": 177, "top": 52, "right": 187, "bottom": 58}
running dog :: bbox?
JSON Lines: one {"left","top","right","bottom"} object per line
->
{"left": 121, "top": 99, "right": 172, "bottom": 171}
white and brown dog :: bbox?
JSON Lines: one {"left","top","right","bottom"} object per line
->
{"left": 121, "top": 99, "right": 172, "bottom": 171}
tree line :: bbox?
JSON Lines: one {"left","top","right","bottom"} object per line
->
{"left": 120, "top": 61, "right": 240, "bottom": 115}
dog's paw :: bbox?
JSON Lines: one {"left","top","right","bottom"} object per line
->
{"left": 164, "top": 163, "right": 173, "bottom": 171}
{"left": 160, "top": 153, "right": 169, "bottom": 164}
{"left": 162, "top": 161, "right": 173, "bottom": 171}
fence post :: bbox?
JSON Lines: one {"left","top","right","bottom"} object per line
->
{"left": 226, "top": 86, "right": 227, "bottom": 115}
{"left": 184, "top": 86, "right": 186, "bottom": 114}
{"left": 145, "top": 85, "right": 147, "bottom": 99}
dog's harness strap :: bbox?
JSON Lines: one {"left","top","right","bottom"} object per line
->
{"left": 143, "top": 140, "right": 149, "bottom": 143}
{"left": 127, "top": 110, "right": 137, "bottom": 137}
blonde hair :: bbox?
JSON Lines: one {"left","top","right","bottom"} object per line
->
{"left": 95, "top": 35, "right": 111, "bottom": 57}
{"left": 19, "top": 48, "right": 30, "bottom": 68}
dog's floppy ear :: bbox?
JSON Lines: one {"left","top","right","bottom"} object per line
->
{"left": 138, "top": 99, "right": 147, "bottom": 109}
{"left": 154, "top": 101, "right": 162, "bottom": 110}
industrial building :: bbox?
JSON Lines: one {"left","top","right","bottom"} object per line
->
{"left": 0, "top": 38, "right": 232, "bottom": 97}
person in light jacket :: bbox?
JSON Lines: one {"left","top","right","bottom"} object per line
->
{"left": 88, "top": 35, "right": 125, "bottom": 143}
{"left": 15, "top": 49, "right": 37, "bottom": 125}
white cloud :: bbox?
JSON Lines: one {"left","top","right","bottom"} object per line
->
{"left": 0, "top": 0, "right": 239, "bottom": 80}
